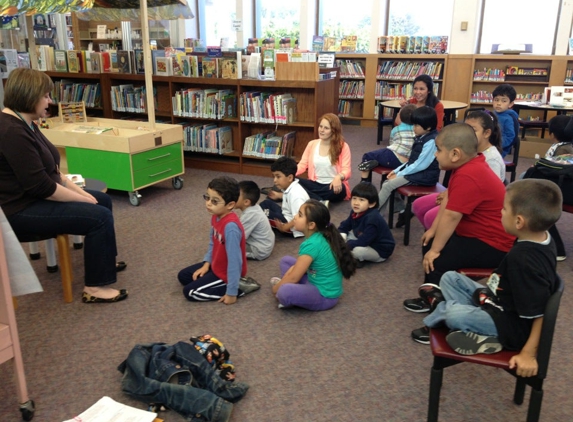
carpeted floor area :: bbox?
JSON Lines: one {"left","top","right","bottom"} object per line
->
{"left": 1, "top": 124, "right": 572, "bottom": 421}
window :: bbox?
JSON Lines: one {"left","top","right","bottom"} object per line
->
{"left": 388, "top": 0, "right": 454, "bottom": 38}
{"left": 480, "top": 0, "right": 560, "bottom": 54}
{"left": 318, "top": 0, "right": 373, "bottom": 53}
{"left": 203, "top": 0, "right": 237, "bottom": 47}
{"left": 256, "top": 0, "right": 300, "bottom": 45}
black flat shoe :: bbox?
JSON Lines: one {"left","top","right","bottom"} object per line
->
{"left": 261, "top": 186, "right": 281, "bottom": 196}
{"left": 82, "top": 289, "right": 128, "bottom": 303}
{"left": 116, "top": 261, "right": 127, "bottom": 272}
{"left": 358, "top": 160, "right": 379, "bottom": 172}
{"left": 395, "top": 212, "right": 414, "bottom": 228}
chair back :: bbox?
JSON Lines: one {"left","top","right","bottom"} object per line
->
{"left": 536, "top": 274, "right": 564, "bottom": 379}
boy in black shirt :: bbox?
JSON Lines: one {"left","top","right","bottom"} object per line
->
{"left": 418, "top": 179, "right": 561, "bottom": 378}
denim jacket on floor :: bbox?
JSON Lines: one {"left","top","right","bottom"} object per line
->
{"left": 117, "top": 341, "right": 249, "bottom": 422}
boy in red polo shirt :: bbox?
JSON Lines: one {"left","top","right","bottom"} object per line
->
{"left": 404, "top": 124, "right": 515, "bottom": 333}
{"left": 178, "top": 176, "right": 259, "bottom": 304}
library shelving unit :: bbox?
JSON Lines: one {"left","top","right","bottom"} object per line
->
{"left": 42, "top": 71, "right": 338, "bottom": 176}
{"left": 45, "top": 71, "right": 107, "bottom": 118}
{"left": 375, "top": 54, "right": 447, "bottom": 119}
{"left": 335, "top": 55, "right": 367, "bottom": 121}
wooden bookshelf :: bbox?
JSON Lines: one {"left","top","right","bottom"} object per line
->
{"left": 43, "top": 72, "right": 338, "bottom": 176}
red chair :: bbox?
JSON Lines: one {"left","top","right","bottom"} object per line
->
{"left": 457, "top": 268, "right": 493, "bottom": 280}
{"left": 427, "top": 275, "right": 564, "bottom": 422}
{"left": 372, "top": 166, "right": 393, "bottom": 189}
{"left": 388, "top": 184, "right": 446, "bottom": 246}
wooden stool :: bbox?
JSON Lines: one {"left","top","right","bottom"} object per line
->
{"left": 388, "top": 184, "right": 446, "bottom": 246}
{"left": 18, "top": 234, "right": 73, "bottom": 303}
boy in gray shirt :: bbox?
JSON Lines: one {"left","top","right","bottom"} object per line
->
{"left": 236, "top": 181, "right": 275, "bottom": 260}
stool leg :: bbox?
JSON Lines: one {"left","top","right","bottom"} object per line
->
{"left": 73, "top": 235, "right": 84, "bottom": 250}
{"left": 45, "top": 239, "right": 58, "bottom": 273}
{"left": 404, "top": 198, "right": 413, "bottom": 246}
{"left": 56, "top": 235, "right": 73, "bottom": 303}
{"left": 388, "top": 190, "right": 395, "bottom": 228}
{"left": 28, "top": 242, "right": 41, "bottom": 260}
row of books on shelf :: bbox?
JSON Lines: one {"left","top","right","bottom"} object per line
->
{"left": 51, "top": 80, "right": 101, "bottom": 108}
{"left": 110, "top": 85, "right": 157, "bottom": 113}
{"left": 376, "top": 61, "right": 443, "bottom": 80}
{"left": 182, "top": 124, "right": 233, "bottom": 154}
{"left": 172, "top": 89, "right": 237, "bottom": 119}
{"left": 242, "top": 131, "right": 296, "bottom": 160}
{"left": 377, "top": 36, "right": 448, "bottom": 54}
{"left": 338, "top": 100, "right": 359, "bottom": 118}
{"left": 375, "top": 81, "right": 440, "bottom": 100}
{"left": 565, "top": 68, "right": 573, "bottom": 84}
{"left": 339, "top": 80, "right": 365, "bottom": 99}
{"left": 336, "top": 60, "right": 365, "bottom": 78}
{"left": 312, "top": 35, "right": 358, "bottom": 53}
{"left": 473, "top": 68, "right": 506, "bottom": 82}
{"left": 374, "top": 103, "right": 395, "bottom": 119}
{"left": 239, "top": 92, "right": 297, "bottom": 125}
{"left": 470, "top": 91, "right": 544, "bottom": 103}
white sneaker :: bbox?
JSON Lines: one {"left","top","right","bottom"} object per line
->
{"left": 557, "top": 256, "right": 567, "bottom": 262}
{"left": 320, "top": 199, "right": 330, "bottom": 209}
{"left": 270, "top": 277, "right": 281, "bottom": 286}
{"left": 278, "top": 303, "right": 285, "bottom": 309}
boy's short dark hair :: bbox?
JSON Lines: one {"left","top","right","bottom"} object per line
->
{"left": 492, "top": 83, "right": 517, "bottom": 102}
{"left": 506, "top": 179, "right": 562, "bottom": 232}
{"left": 238, "top": 180, "right": 260, "bottom": 205}
{"left": 548, "top": 115, "right": 571, "bottom": 143}
{"left": 411, "top": 106, "right": 438, "bottom": 131}
{"left": 271, "top": 156, "right": 297, "bottom": 177}
{"left": 398, "top": 104, "right": 417, "bottom": 125}
{"left": 208, "top": 176, "right": 240, "bottom": 205}
{"left": 437, "top": 123, "right": 478, "bottom": 155}
{"left": 350, "top": 182, "right": 379, "bottom": 208}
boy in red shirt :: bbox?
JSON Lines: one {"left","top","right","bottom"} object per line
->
{"left": 404, "top": 123, "right": 515, "bottom": 321}
{"left": 178, "top": 176, "right": 259, "bottom": 304}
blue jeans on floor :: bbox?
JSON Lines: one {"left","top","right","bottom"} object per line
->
{"left": 7, "top": 190, "right": 118, "bottom": 287}
{"left": 361, "top": 148, "right": 403, "bottom": 169}
{"left": 276, "top": 255, "right": 339, "bottom": 311}
{"left": 297, "top": 178, "right": 346, "bottom": 202}
{"left": 423, "top": 271, "right": 498, "bottom": 336}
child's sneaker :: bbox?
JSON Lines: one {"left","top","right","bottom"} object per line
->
{"left": 239, "top": 277, "right": 261, "bottom": 294}
{"left": 358, "top": 159, "right": 379, "bottom": 172}
{"left": 320, "top": 199, "right": 330, "bottom": 209}
{"left": 261, "top": 186, "right": 281, "bottom": 196}
{"left": 270, "top": 277, "right": 281, "bottom": 286}
{"left": 418, "top": 283, "right": 444, "bottom": 312}
{"left": 403, "top": 297, "right": 430, "bottom": 313}
{"left": 446, "top": 330, "right": 503, "bottom": 355}
{"left": 411, "top": 326, "right": 430, "bottom": 344}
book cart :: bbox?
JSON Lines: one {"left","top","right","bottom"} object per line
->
{"left": 41, "top": 116, "right": 184, "bottom": 206}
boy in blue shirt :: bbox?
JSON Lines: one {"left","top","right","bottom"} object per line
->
{"left": 338, "top": 182, "right": 395, "bottom": 267}
{"left": 492, "top": 83, "right": 519, "bottom": 157}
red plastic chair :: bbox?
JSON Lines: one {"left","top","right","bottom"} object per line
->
{"left": 427, "top": 275, "right": 564, "bottom": 422}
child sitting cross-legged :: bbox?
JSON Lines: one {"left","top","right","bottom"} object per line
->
{"left": 178, "top": 176, "right": 260, "bottom": 304}
{"left": 235, "top": 180, "right": 275, "bottom": 260}
{"left": 271, "top": 199, "right": 356, "bottom": 311}
{"left": 338, "top": 182, "right": 395, "bottom": 267}
{"left": 415, "top": 179, "right": 561, "bottom": 378}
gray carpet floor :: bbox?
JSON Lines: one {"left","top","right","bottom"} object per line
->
{"left": 1, "top": 125, "right": 572, "bottom": 422}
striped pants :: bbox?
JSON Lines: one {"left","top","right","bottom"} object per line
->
{"left": 178, "top": 262, "right": 245, "bottom": 302}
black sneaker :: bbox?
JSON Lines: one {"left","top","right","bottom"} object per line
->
{"left": 358, "top": 159, "right": 379, "bottom": 172}
{"left": 403, "top": 297, "right": 430, "bottom": 313}
{"left": 239, "top": 277, "right": 261, "bottom": 294}
{"left": 411, "top": 326, "right": 430, "bottom": 344}
{"left": 355, "top": 259, "right": 366, "bottom": 268}
{"left": 446, "top": 330, "right": 503, "bottom": 355}
{"left": 261, "top": 186, "right": 281, "bottom": 196}
{"left": 418, "top": 283, "right": 444, "bottom": 312}
{"left": 395, "top": 212, "right": 414, "bottom": 228}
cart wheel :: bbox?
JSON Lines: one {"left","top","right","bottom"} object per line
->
{"left": 129, "top": 191, "right": 141, "bottom": 206}
{"left": 172, "top": 176, "right": 184, "bottom": 190}
{"left": 19, "top": 400, "right": 35, "bottom": 421}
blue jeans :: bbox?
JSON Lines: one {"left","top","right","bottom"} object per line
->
{"left": 423, "top": 271, "right": 498, "bottom": 336}
{"left": 7, "top": 190, "right": 118, "bottom": 287}
{"left": 297, "top": 178, "right": 346, "bottom": 202}
{"left": 276, "top": 256, "right": 339, "bottom": 311}
{"left": 362, "top": 148, "right": 403, "bottom": 169}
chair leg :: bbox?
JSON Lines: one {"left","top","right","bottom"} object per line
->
{"left": 28, "top": 242, "right": 41, "bottom": 260}
{"left": 377, "top": 124, "right": 382, "bottom": 145}
{"left": 427, "top": 366, "right": 443, "bottom": 422}
{"left": 73, "top": 235, "right": 84, "bottom": 250}
{"left": 403, "top": 199, "right": 413, "bottom": 246}
{"left": 388, "top": 190, "right": 395, "bottom": 228}
{"left": 526, "top": 387, "right": 543, "bottom": 422}
{"left": 55, "top": 234, "right": 73, "bottom": 303}
{"left": 513, "top": 377, "right": 526, "bottom": 405}
{"left": 45, "top": 238, "right": 58, "bottom": 273}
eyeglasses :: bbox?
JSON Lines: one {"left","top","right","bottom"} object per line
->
{"left": 202, "top": 194, "right": 222, "bottom": 206}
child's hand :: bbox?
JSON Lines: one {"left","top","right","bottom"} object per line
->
{"left": 274, "top": 219, "right": 290, "bottom": 233}
{"left": 387, "top": 171, "right": 396, "bottom": 180}
{"left": 399, "top": 98, "right": 408, "bottom": 107}
{"left": 509, "top": 352, "right": 538, "bottom": 377}
{"left": 218, "top": 295, "right": 237, "bottom": 305}
{"left": 192, "top": 263, "right": 210, "bottom": 280}
{"left": 423, "top": 249, "right": 440, "bottom": 274}
{"left": 268, "top": 190, "right": 283, "bottom": 200}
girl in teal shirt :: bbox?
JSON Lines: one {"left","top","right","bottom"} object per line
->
{"left": 271, "top": 199, "right": 356, "bottom": 310}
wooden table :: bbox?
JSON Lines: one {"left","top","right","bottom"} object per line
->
{"left": 380, "top": 100, "right": 468, "bottom": 126}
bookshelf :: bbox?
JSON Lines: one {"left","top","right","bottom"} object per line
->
{"left": 45, "top": 72, "right": 107, "bottom": 118}
{"left": 335, "top": 56, "right": 366, "bottom": 120}
{"left": 42, "top": 72, "right": 337, "bottom": 176}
